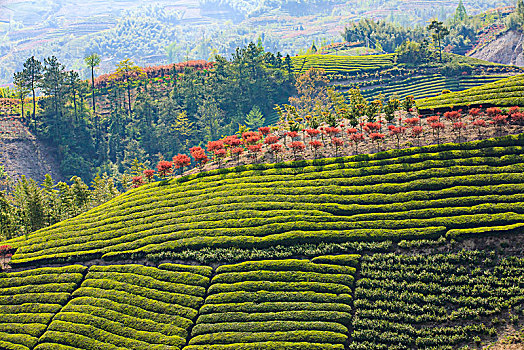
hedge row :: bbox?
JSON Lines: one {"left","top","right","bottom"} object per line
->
{"left": 311, "top": 255, "right": 360, "bottom": 267}
{"left": 196, "top": 311, "right": 352, "bottom": 325}
{"left": 191, "top": 321, "right": 348, "bottom": 337}
{"left": 215, "top": 259, "right": 356, "bottom": 275}
{"left": 184, "top": 342, "right": 344, "bottom": 350}
{"left": 159, "top": 263, "right": 214, "bottom": 277}
{"left": 207, "top": 281, "right": 351, "bottom": 295}
{"left": 188, "top": 330, "right": 347, "bottom": 346}
{"left": 85, "top": 271, "right": 205, "bottom": 297}
{"left": 212, "top": 270, "right": 355, "bottom": 287}
{"left": 204, "top": 291, "right": 353, "bottom": 305}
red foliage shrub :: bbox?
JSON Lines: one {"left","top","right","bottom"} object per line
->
{"left": 365, "top": 122, "right": 381, "bottom": 131}
{"left": 493, "top": 114, "right": 508, "bottom": 125}
{"left": 426, "top": 115, "right": 440, "bottom": 123}
{"left": 132, "top": 176, "right": 144, "bottom": 188}
{"left": 0, "top": 245, "right": 13, "bottom": 255}
{"left": 347, "top": 128, "right": 358, "bottom": 134}
{"left": 472, "top": 119, "right": 487, "bottom": 127}
{"left": 349, "top": 133, "right": 365, "bottom": 153}
{"left": 509, "top": 106, "right": 520, "bottom": 115}
{"left": 469, "top": 108, "right": 481, "bottom": 117}
{"left": 207, "top": 140, "right": 224, "bottom": 153}
{"left": 430, "top": 122, "right": 445, "bottom": 130}
{"left": 173, "top": 154, "right": 191, "bottom": 170}
{"left": 411, "top": 126, "right": 423, "bottom": 137}
{"left": 224, "top": 135, "right": 242, "bottom": 147}
{"left": 214, "top": 148, "right": 227, "bottom": 158}
{"left": 444, "top": 110, "right": 461, "bottom": 121}
{"left": 452, "top": 122, "right": 466, "bottom": 130}
{"left": 332, "top": 137, "right": 344, "bottom": 146}
{"left": 309, "top": 140, "right": 323, "bottom": 149}
{"left": 511, "top": 112, "right": 524, "bottom": 124}
{"left": 157, "top": 161, "right": 173, "bottom": 178}
{"left": 270, "top": 144, "right": 283, "bottom": 153}
{"left": 286, "top": 131, "right": 299, "bottom": 139}
{"left": 306, "top": 128, "right": 321, "bottom": 138}
{"left": 404, "top": 117, "right": 420, "bottom": 127}
{"left": 264, "top": 135, "right": 279, "bottom": 145}
{"left": 143, "top": 169, "right": 155, "bottom": 182}
{"left": 324, "top": 127, "right": 341, "bottom": 138}
{"left": 289, "top": 141, "right": 305, "bottom": 159}
{"left": 258, "top": 127, "right": 271, "bottom": 136}
{"left": 190, "top": 147, "right": 208, "bottom": 169}
{"left": 369, "top": 133, "right": 385, "bottom": 141}
{"left": 486, "top": 107, "right": 503, "bottom": 117}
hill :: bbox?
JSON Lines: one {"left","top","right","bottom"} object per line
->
{"left": 2, "top": 0, "right": 519, "bottom": 85}
{"left": 470, "top": 29, "right": 524, "bottom": 66}
{"left": 290, "top": 53, "right": 523, "bottom": 104}
{"left": 1, "top": 132, "right": 523, "bottom": 349}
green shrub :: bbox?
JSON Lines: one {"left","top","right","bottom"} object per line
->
{"left": 311, "top": 255, "right": 360, "bottom": 267}
{"left": 196, "top": 310, "right": 352, "bottom": 325}
{"left": 184, "top": 342, "right": 344, "bottom": 350}
{"left": 188, "top": 330, "right": 347, "bottom": 345}
{"left": 159, "top": 263, "right": 213, "bottom": 277}
{"left": 205, "top": 291, "right": 352, "bottom": 305}
{"left": 191, "top": 321, "right": 348, "bottom": 337}
{"left": 207, "top": 281, "right": 351, "bottom": 295}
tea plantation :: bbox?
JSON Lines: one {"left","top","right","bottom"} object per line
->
{"left": 1, "top": 133, "right": 523, "bottom": 349}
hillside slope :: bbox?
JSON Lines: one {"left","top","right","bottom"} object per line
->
{"left": 1, "top": 134, "right": 523, "bottom": 349}
{"left": 471, "top": 30, "right": 524, "bottom": 66}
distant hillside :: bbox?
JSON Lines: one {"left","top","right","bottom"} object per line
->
{"left": 471, "top": 29, "right": 524, "bottom": 66}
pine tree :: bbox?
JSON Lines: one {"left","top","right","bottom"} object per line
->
{"left": 84, "top": 53, "right": 101, "bottom": 115}
{"left": 245, "top": 106, "right": 265, "bottom": 130}
{"left": 13, "top": 72, "right": 29, "bottom": 122}
{"left": 453, "top": 0, "right": 467, "bottom": 23}
{"left": 21, "top": 56, "right": 43, "bottom": 129}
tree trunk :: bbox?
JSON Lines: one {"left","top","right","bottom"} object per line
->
{"left": 91, "top": 66, "right": 96, "bottom": 114}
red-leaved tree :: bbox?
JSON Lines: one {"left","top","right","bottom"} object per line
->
{"left": 173, "top": 154, "right": 191, "bottom": 175}
{"left": 289, "top": 141, "right": 305, "bottom": 160}
{"left": 332, "top": 137, "right": 344, "bottom": 157}
{"left": 349, "top": 133, "right": 365, "bottom": 154}
{"left": 143, "top": 169, "right": 155, "bottom": 183}
{"left": 309, "top": 140, "right": 323, "bottom": 158}
{"left": 157, "top": 160, "right": 173, "bottom": 178}
{"left": 231, "top": 147, "right": 244, "bottom": 165}
{"left": 132, "top": 176, "right": 144, "bottom": 188}
{"left": 190, "top": 147, "right": 208, "bottom": 170}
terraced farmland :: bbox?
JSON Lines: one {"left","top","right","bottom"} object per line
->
{"left": 417, "top": 74, "right": 524, "bottom": 111}
{"left": 348, "top": 251, "right": 524, "bottom": 350}
{"left": 291, "top": 54, "right": 395, "bottom": 75}
{"left": 357, "top": 74, "right": 510, "bottom": 101}
{"left": 188, "top": 257, "right": 358, "bottom": 350}
{"left": 4, "top": 133, "right": 524, "bottom": 268}
{"left": 1, "top": 133, "right": 523, "bottom": 348}
{"left": 0, "top": 265, "right": 87, "bottom": 350}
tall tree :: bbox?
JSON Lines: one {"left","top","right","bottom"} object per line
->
{"left": 67, "top": 71, "right": 81, "bottom": 122}
{"left": 114, "top": 59, "right": 145, "bottom": 117}
{"left": 13, "top": 72, "right": 29, "bottom": 123}
{"left": 40, "top": 56, "right": 66, "bottom": 135}
{"left": 21, "top": 56, "right": 43, "bottom": 128}
{"left": 427, "top": 20, "right": 450, "bottom": 63}
{"left": 84, "top": 53, "right": 101, "bottom": 115}
{"left": 453, "top": 0, "right": 467, "bottom": 23}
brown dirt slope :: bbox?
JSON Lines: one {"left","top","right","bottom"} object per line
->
{"left": 471, "top": 30, "right": 524, "bottom": 67}
{"left": 0, "top": 117, "right": 62, "bottom": 182}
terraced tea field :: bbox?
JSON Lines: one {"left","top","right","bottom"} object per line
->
{"left": 417, "top": 74, "right": 524, "bottom": 111}
{"left": 1, "top": 133, "right": 523, "bottom": 349}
